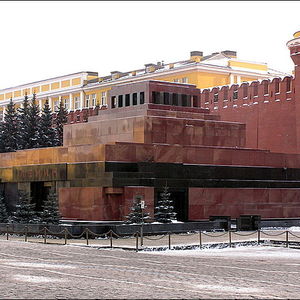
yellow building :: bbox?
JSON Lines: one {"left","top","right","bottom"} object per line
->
{"left": 0, "top": 50, "right": 289, "bottom": 119}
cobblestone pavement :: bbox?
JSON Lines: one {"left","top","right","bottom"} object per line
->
{"left": 1, "top": 239, "right": 300, "bottom": 299}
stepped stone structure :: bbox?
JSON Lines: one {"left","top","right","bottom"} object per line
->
{"left": 1, "top": 31, "right": 300, "bottom": 221}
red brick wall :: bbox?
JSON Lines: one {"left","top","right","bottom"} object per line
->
{"left": 201, "top": 76, "right": 300, "bottom": 154}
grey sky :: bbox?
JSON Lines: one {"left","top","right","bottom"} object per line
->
{"left": 0, "top": 1, "right": 299, "bottom": 89}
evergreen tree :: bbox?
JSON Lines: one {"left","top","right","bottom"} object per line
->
{"left": 154, "top": 186, "right": 177, "bottom": 223}
{"left": 2, "top": 99, "right": 18, "bottom": 152}
{"left": 38, "top": 99, "right": 58, "bottom": 147}
{"left": 54, "top": 100, "right": 68, "bottom": 146}
{"left": 17, "top": 94, "right": 30, "bottom": 150}
{"left": 26, "top": 93, "right": 40, "bottom": 149}
{"left": 39, "top": 189, "right": 61, "bottom": 224}
{"left": 125, "top": 198, "right": 150, "bottom": 224}
{"left": 0, "top": 193, "right": 9, "bottom": 223}
{"left": 0, "top": 122, "right": 4, "bottom": 153}
{"left": 12, "top": 190, "right": 39, "bottom": 224}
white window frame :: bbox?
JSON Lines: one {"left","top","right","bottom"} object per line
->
{"left": 64, "top": 98, "right": 70, "bottom": 110}
{"left": 74, "top": 96, "right": 80, "bottom": 110}
{"left": 182, "top": 77, "right": 188, "bottom": 84}
{"left": 101, "top": 91, "right": 107, "bottom": 105}
{"left": 85, "top": 95, "right": 90, "bottom": 108}
{"left": 54, "top": 100, "right": 59, "bottom": 112}
{"left": 91, "top": 93, "right": 96, "bottom": 107}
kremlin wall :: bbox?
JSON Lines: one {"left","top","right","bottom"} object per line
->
{"left": 1, "top": 31, "right": 300, "bottom": 222}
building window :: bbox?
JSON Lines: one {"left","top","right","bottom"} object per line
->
{"left": 118, "top": 95, "right": 123, "bottom": 107}
{"left": 192, "top": 95, "right": 198, "bottom": 107}
{"left": 173, "top": 79, "right": 179, "bottom": 83}
{"left": 125, "top": 94, "right": 130, "bottom": 106}
{"left": 133, "top": 93, "right": 137, "bottom": 105}
{"left": 140, "top": 92, "right": 145, "bottom": 104}
{"left": 54, "top": 100, "right": 59, "bottom": 112}
{"left": 101, "top": 91, "right": 107, "bottom": 105}
{"left": 286, "top": 78, "right": 291, "bottom": 92}
{"left": 85, "top": 95, "right": 90, "bottom": 108}
{"left": 182, "top": 94, "right": 187, "bottom": 106}
{"left": 213, "top": 93, "right": 218, "bottom": 102}
{"left": 275, "top": 80, "right": 280, "bottom": 94}
{"left": 91, "top": 93, "right": 96, "bottom": 107}
{"left": 111, "top": 96, "right": 116, "bottom": 108}
{"left": 74, "top": 96, "right": 80, "bottom": 110}
{"left": 172, "top": 93, "right": 178, "bottom": 106}
{"left": 182, "top": 77, "right": 188, "bottom": 84}
{"left": 163, "top": 92, "right": 170, "bottom": 105}
{"left": 152, "top": 91, "right": 160, "bottom": 104}
{"left": 64, "top": 98, "right": 69, "bottom": 110}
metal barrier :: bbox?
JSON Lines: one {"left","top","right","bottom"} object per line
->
{"left": 1, "top": 224, "right": 300, "bottom": 251}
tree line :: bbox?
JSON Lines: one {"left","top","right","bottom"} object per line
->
{"left": 0, "top": 189, "right": 60, "bottom": 225}
{"left": 0, "top": 94, "right": 68, "bottom": 153}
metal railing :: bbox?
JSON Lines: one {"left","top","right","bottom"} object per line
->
{"left": 1, "top": 224, "right": 300, "bottom": 252}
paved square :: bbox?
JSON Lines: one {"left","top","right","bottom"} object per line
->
{"left": 0, "top": 239, "right": 300, "bottom": 298}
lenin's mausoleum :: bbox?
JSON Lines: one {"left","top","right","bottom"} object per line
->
{"left": 1, "top": 31, "right": 300, "bottom": 222}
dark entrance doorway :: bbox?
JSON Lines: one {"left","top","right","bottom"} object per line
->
{"left": 154, "top": 188, "right": 188, "bottom": 222}
{"left": 30, "top": 182, "right": 51, "bottom": 211}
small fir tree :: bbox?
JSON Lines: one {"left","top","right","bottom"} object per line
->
{"left": 125, "top": 198, "right": 150, "bottom": 224}
{"left": 54, "top": 100, "right": 68, "bottom": 146}
{"left": 154, "top": 186, "right": 177, "bottom": 223}
{"left": 39, "top": 189, "right": 61, "bottom": 224}
{"left": 0, "top": 193, "right": 9, "bottom": 223}
{"left": 17, "top": 94, "right": 30, "bottom": 150}
{"left": 2, "top": 98, "right": 18, "bottom": 152}
{"left": 38, "top": 100, "right": 59, "bottom": 147}
{"left": 12, "top": 190, "right": 39, "bottom": 224}
{"left": 26, "top": 93, "right": 40, "bottom": 149}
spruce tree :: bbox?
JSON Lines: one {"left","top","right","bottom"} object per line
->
{"left": 2, "top": 99, "right": 18, "bottom": 152}
{"left": 0, "top": 193, "right": 9, "bottom": 223}
{"left": 39, "top": 189, "right": 61, "bottom": 224}
{"left": 154, "top": 186, "right": 177, "bottom": 223}
{"left": 54, "top": 100, "right": 68, "bottom": 146}
{"left": 27, "top": 93, "right": 40, "bottom": 149}
{"left": 38, "top": 99, "right": 58, "bottom": 147}
{"left": 125, "top": 199, "right": 150, "bottom": 224}
{"left": 12, "top": 190, "right": 39, "bottom": 224}
{"left": 17, "top": 94, "right": 30, "bottom": 150}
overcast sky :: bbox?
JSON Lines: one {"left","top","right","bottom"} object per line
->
{"left": 0, "top": 1, "right": 299, "bottom": 90}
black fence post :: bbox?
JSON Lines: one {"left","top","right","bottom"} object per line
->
{"left": 199, "top": 231, "right": 202, "bottom": 249}
{"left": 110, "top": 230, "right": 113, "bottom": 249}
{"left": 85, "top": 228, "right": 89, "bottom": 246}
{"left": 257, "top": 229, "right": 260, "bottom": 244}
{"left": 43, "top": 227, "right": 47, "bottom": 244}
{"left": 6, "top": 224, "right": 9, "bottom": 240}
{"left": 135, "top": 232, "right": 139, "bottom": 252}
{"left": 229, "top": 230, "right": 232, "bottom": 248}
{"left": 64, "top": 228, "right": 68, "bottom": 245}
{"left": 286, "top": 230, "right": 289, "bottom": 248}
{"left": 168, "top": 232, "right": 171, "bottom": 250}
{"left": 24, "top": 226, "right": 28, "bottom": 242}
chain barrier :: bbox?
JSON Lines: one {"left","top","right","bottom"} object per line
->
{"left": 144, "top": 234, "right": 168, "bottom": 240}
{"left": 288, "top": 231, "right": 300, "bottom": 239}
{"left": 202, "top": 231, "right": 228, "bottom": 238}
{"left": 260, "top": 230, "right": 286, "bottom": 236}
{"left": 232, "top": 231, "right": 258, "bottom": 237}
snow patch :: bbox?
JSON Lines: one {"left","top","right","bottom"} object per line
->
{"left": 195, "top": 284, "right": 261, "bottom": 294}
{"left": 4, "top": 261, "right": 75, "bottom": 269}
{"left": 14, "top": 274, "right": 65, "bottom": 283}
